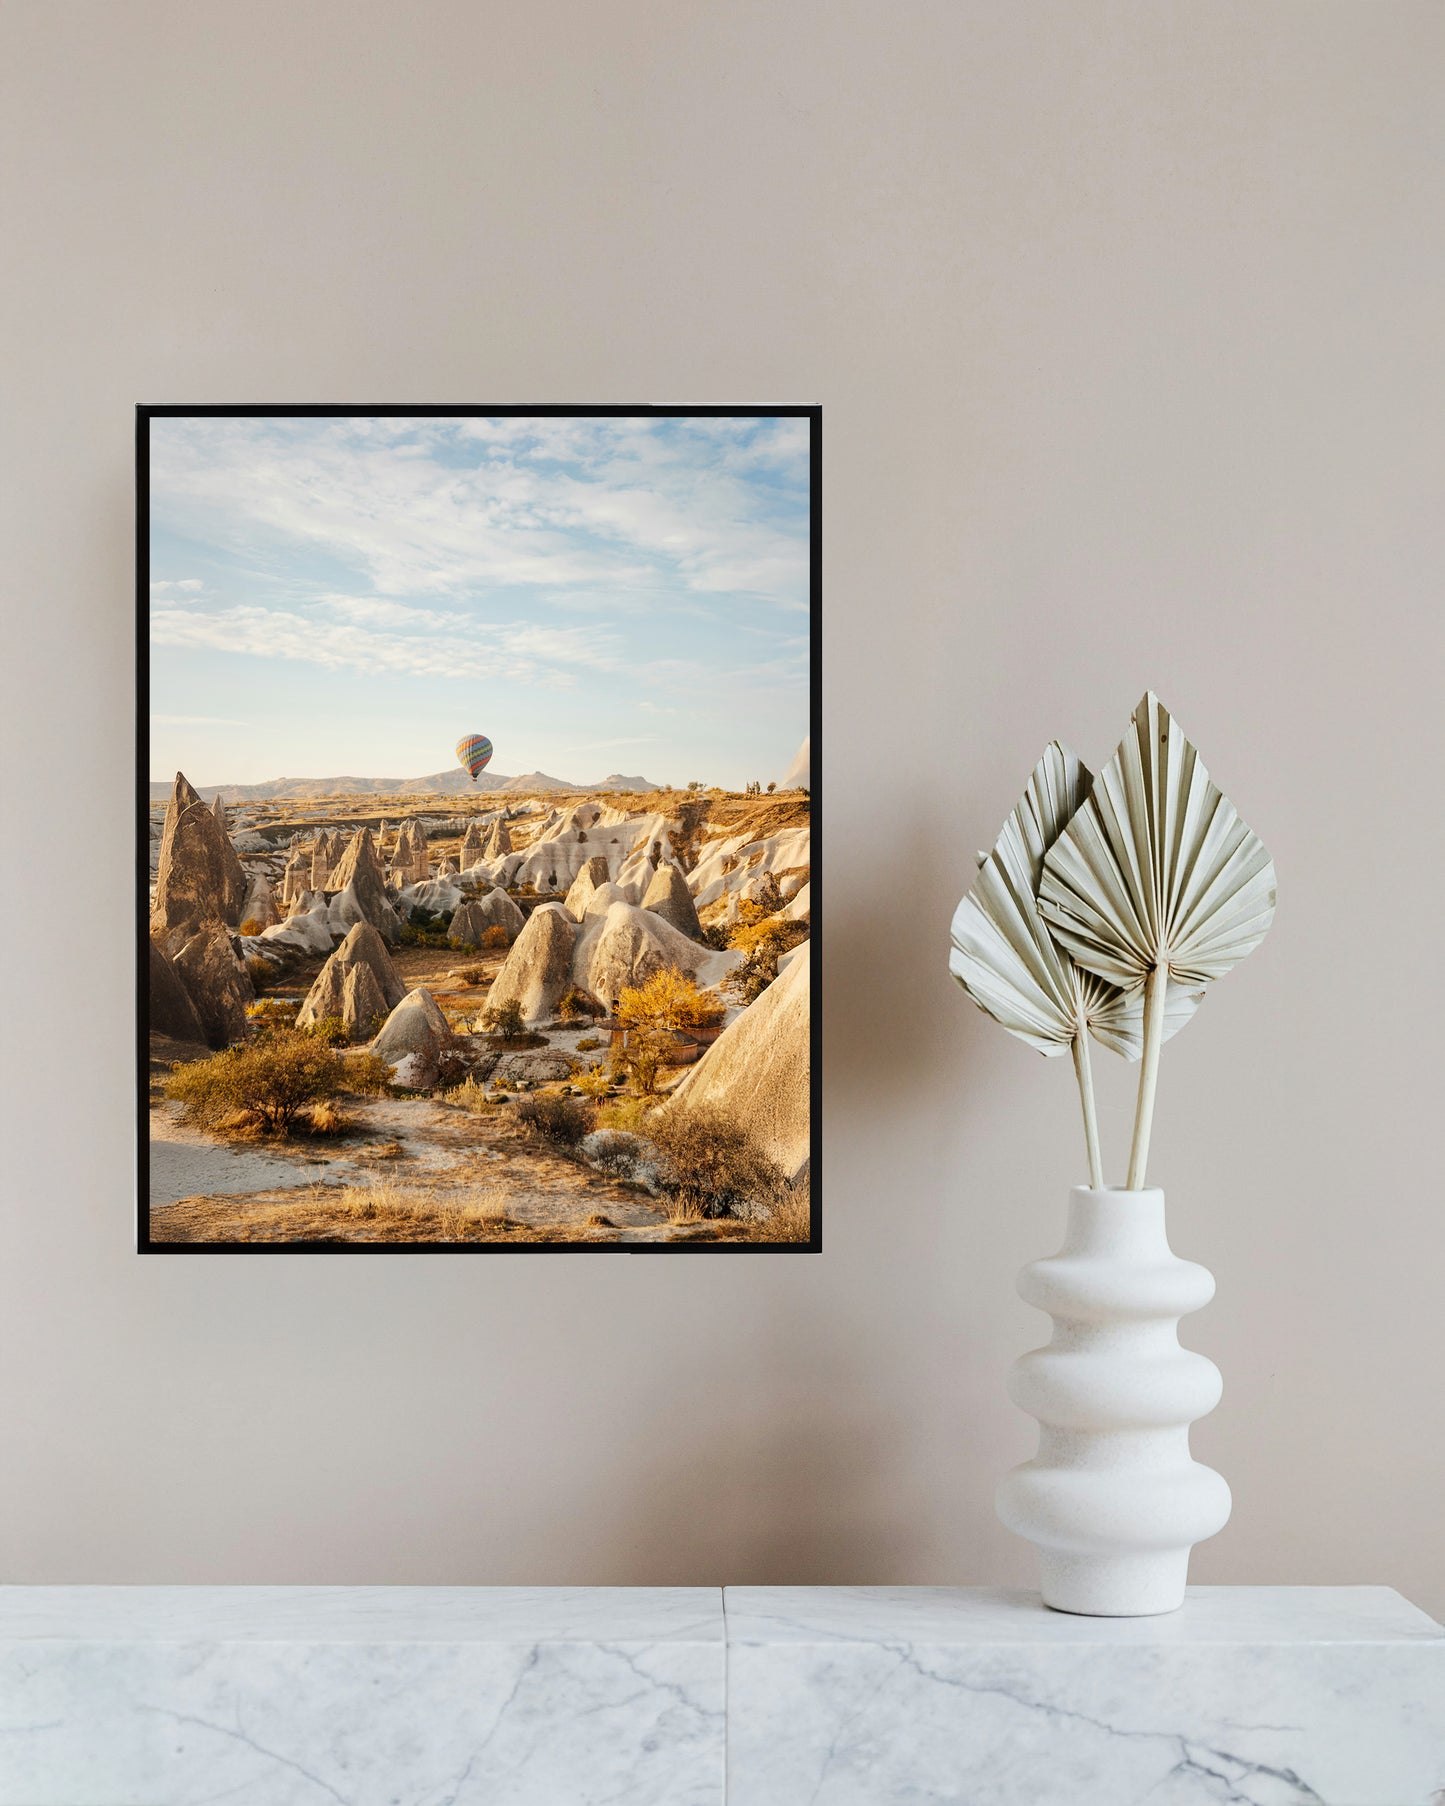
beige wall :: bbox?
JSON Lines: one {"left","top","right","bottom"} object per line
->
{"left": 2, "top": 2, "right": 1441, "bottom": 1616}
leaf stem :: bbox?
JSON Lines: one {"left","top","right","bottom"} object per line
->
{"left": 1127, "top": 961, "right": 1168, "bottom": 1189}
{"left": 1071, "top": 1032, "right": 1104, "bottom": 1189}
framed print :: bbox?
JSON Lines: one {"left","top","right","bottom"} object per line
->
{"left": 139, "top": 407, "right": 818, "bottom": 1252}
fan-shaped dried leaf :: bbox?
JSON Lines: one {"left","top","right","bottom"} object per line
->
{"left": 1038, "top": 693, "right": 1277, "bottom": 991}
{"left": 950, "top": 742, "right": 1200, "bottom": 1059}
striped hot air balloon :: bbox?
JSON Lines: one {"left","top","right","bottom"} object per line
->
{"left": 456, "top": 733, "right": 494, "bottom": 781}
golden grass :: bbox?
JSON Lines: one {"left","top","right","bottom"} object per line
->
{"left": 150, "top": 1179, "right": 637, "bottom": 1245}
{"left": 749, "top": 1180, "right": 813, "bottom": 1243}
{"left": 443, "top": 1076, "right": 493, "bottom": 1113}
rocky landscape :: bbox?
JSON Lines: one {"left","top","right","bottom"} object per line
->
{"left": 146, "top": 773, "right": 812, "bottom": 1246}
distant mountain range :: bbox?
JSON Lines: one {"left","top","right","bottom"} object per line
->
{"left": 148, "top": 769, "right": 662, "bottom": 803}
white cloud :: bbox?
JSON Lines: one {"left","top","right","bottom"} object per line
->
{"left": 149, "top": 416, "right": 809, "bottom": 611}
{"left": 150, "top": 603, "right": 617, "bottom": 686}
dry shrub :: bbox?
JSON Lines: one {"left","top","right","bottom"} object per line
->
{"left": 453, "top": 964, "right": 488, "bottom": 987}
{"left": 303, "top": 1100, "right": 354, "bottom": 1136}
{"left": 444, "top": 1076, "right": 492, "bottom": 1114}
{"left": 729, "top": 913, "right": 808, "bottom": 1000}
{"left": 305, "top": 1014, "right": 350, "bottom": 1047}
{"left": 596, "top": 1095, "right": 656, "bottom": 1133}
{"left": 557, "top": 986, "right": 604, "bottom": 1021}
{"left": 344, "top": 1051, "right": 392, "bottom": 1096}
{"left": 166, "top": 1029, "right": 346, "bottom": 1135}
{"left": 516, "top": 1092, "right": 594, "bottom": 1146}
{"left": 582, "top": 1212, "right": 616, "bottom": 1229}
{"left": 480, "top": 999, "right": 527, "bottom": 1040}
{"left": 573, "top": 1064, "right": 613, "bottom": 1100}
{"left": 615, "top": 967, "right": 725, "bottom": 1034}
{"left": 751, "top": 1176, "right": 812, "bottom": 1243}
{"left": 480, "top": 924, "right": 511, "bottom": 950}
{"left": 575, "top": 1035, "right": 602, "bottom": 1052}
{"left": 239, "top": 916, "right": 265, "bottom": 937}
{"left": 614, "top": 1026, "right": 670, "bottom": 1095}
{"left": 244, "top": 955, "right": 272, "bottom": 990}
{"left": 248, "top": 996, "right": 298, "bottom": 1022}
{"left": 646, "top": 1106, "right": 784, "bottom": 1220}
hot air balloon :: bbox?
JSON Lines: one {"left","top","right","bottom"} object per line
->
{"left": 456, "top": 733, "right": 494, "bottom": 781}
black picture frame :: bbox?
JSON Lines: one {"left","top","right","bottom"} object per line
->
{"left": 137, "top": 404, "right": 820, "bottom": 1254}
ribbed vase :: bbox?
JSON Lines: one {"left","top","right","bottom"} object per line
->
{"left": 996, "top": 1186, "right": 1231, "bottom": 1616}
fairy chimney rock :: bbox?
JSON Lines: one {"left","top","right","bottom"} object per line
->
{"left": 150, "top": 770, "right": 248, "bottom": 954}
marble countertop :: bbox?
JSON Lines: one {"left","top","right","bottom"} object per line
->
{"left": 0, "top": 1586, "right": 1439, "bottom": 1805}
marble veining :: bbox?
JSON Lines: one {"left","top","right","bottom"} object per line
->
{"left": 0, "top": 1588, "right": 725, "bottom": 1806}
{"left": 724, "top": 1586, "right": 1445, "bottom": 1806}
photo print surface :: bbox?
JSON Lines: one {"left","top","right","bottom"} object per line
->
{"left": 140, "top": 407, "right": 818, "bottom": 1253}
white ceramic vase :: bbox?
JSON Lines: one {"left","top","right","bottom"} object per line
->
{"left": 996, "top": 1186, "right": 1231, "bottom": 1616}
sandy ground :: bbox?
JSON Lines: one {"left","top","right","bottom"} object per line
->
{"left": 146, "top": 1095, "right": 687, "bottom": 1242}
{"left": 149, "top": 1107, "right": 367, "bottom": 1205}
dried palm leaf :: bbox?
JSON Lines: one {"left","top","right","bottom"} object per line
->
{"left": 950, "top": 742, "right": 1199, "bottom": 1185}
{"left": 1039, "top": 693, "right": 1277, "bottom": 1186}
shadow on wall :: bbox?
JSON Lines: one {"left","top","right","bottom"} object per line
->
{"left": 821, "top": 783, "right": 997, "bottom": 1103}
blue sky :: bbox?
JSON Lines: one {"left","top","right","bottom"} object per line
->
{"left": 149, "top": 414, "right": 810, "bottom": 788}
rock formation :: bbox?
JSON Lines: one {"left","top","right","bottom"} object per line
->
{"left": 437, "top": 854, "right": 459, "bottom": 877}
{"left": 341, "top": 962, "right": 389, "bottom": 1043}
{"left": 739, "top": 870, "right": 782, "bottom": 911}
{"left": 460, "top": 821, "right": 487, "bottom": 868}
{"left": 483, "top": 903, "right": 578, "bottom": 1022}
{"left": 323, "top": 884, "right": 368, "bottom": 937}
{"left": 574, "top": 880, "right": 630, "bottom": 920}
{"left": 657, "top": 951, "right": 810, "bottom": 1181}
{"left": 253, "top": 896, "right": 336, "bottom": 958}
{"left": 310, "top": 831, "right": 337, "bottom": 891}
{"left": 572, "top": 900, "right": 738, "bottom": 1011}
{"left": 297, "top": 921, "right": 407, "bottom": 1034}
{"left": 150, "top": 771, "right": 248, "bottom": 954}
{"left": 240, "top": 872, "right": 279, "bottom": 932}
{"left": 173, "top": 923, "right": 254, "bottom": 1047}
{"left": 325, "top": 827, "right": 400, "bottom": 942}
{"left": 784, "top": 881, "right": 811, "bottom": 922}
{"left": 483, "top": 816, "right": 513, "bottom": 860}
{"left": 449, "top": 890, "right": 523, "bottom": 948}
{"left": 641, "top": 861, "right": 704, "bottom": 941}
{"left": 393, "top": 819, "right": 429, "bottom": 884}
{"left": 689, "top": 822, "right": 811, "bottom": 909}
{"left": 562, "top": 855, "right": 611, "bottom": 919}
{"left": 211, "top": 792, "right": 229, "bottom": 832}
{"left": 148, "top": 938, "right": 206, "bottom": 1044}
{"left": 491, "top": 1048, "right": 573, "bottom": 1085}
{"left": 398, "top": 876, "right": 464, "bottom": 919}
{"left": 280, "top": 849, "right": 310, "bottom": 905}
{"left": 371, "top": 986, "right": 450, "bottom": 1087}
{"left": 475, "top": 889, "right": 526, "bottom": 942}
